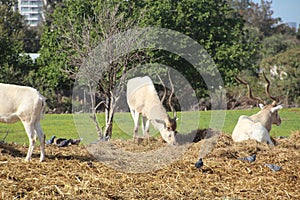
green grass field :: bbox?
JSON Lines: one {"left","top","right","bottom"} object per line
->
{"left": 0, "top": 108, "right": 299, "bottom": 145}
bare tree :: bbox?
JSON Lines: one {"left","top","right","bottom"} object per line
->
{"left": 60, "top": 3, "right": 144, "bottom": 139}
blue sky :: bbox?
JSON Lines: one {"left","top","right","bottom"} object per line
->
{"left": 252, "top": 0, "right": 300, "bottom": 26}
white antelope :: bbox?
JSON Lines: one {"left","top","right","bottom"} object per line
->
{"left": 126, "top": 76, "right": 177, "bottom": 145}
{"left": 0, "top": 83, "right": 46, "bottom": 161}
{"left": 232, "top": 72, "right": 283, "bottom": 146}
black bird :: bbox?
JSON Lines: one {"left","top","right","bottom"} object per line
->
{"left": 55, "top": 138, "right": 68, "bottom": 145}
{"left": 46, "top": 135, "right": 56, "bottom": 145}
{"left": 195, "top": 158, "right": 204, "bottom": 168}
{"left": 57, "top": 139, "right": 71, "bottom": 147}
{"left": 265, "top": 163, "right": 282, "bottom": 172}
{"left": 237, "top": 154, "right": 256, "bottom": 163}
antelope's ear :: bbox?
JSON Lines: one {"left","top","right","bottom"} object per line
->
{"left": 259, "top": 103, "right": 264, "bottom": 110}
{"left": 271, "top": 105, "right": 283, "bottom": 113}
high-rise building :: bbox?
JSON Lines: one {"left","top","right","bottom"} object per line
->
{"left": 17, "top": 0, "right": 47, "bottom": 27}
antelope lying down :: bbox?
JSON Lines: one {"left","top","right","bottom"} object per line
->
{"left": 127, "top": 76, "right": 177, "bottom": 145}
{"left": 0, "top": 83, "right": 46, "bottom": 161}
{"left": 232, "top": 72, "right": 283, "bottom": 146}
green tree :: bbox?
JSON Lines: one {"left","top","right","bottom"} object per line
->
{"left": 261, "top": 34, "right": 300, "bottom": 58}
{"left": 260, "top": 47, "right": 300, "bottom": 105}
{"left": 138, "top": 0, "right": 258, "bottom": 86}
{"left": 34, "top": 25, "right": 71, "bottom": 111}
{"left": 229, "top": 0, "right": 281, "bottom": 38}
{"left": 0, "top": 0, "right": 34, "bottom": 84}
{"left": 23, "top": 26, "right": 43, "bottom": 53}
{"left": 228, "top": 0, "right": 299, "bottom": 65}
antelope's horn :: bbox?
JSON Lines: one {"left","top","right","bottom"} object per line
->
{"left": 235, "top": 76, "right": 264, "bottom": 104}
{"left": 156, "top": 72, "right": 167, "bottom": 104}
{"left": 168, "top": 70, "right": 177, "bottom": 119}
{"left": 262, "top": 71, "right": 278, "bottom": 102}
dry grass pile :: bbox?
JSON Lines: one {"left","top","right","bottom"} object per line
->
{"left": 0, "top": 131, "right": 300, "bottom": 199}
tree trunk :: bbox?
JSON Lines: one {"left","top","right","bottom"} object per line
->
{"left": 104, "top": 94, "right": 114, "bottom": 138}
{"left": 104, "top": 116, "right": 113, "bottom": 138}
{"left": 88, "top": 84, "right": 103, "bottom": 140}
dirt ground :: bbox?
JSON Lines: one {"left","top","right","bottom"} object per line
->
{"left": 0, "top": 130, "right": 299, "bottom": 199}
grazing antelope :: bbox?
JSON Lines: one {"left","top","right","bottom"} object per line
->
{"left": 0, "top": 83, "right": 46, "bottom": 161}
{"left": 232, "top": 72, "right": 283, "bottom": 146}
{"left": 126, "top": 76, "right": 177, "bottom": 145}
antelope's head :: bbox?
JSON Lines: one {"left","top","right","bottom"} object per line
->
{"left": 154, "top": 117, "right": 177, "bottom": 145}
{"left": 259, "top": 102, "right": 283, "bottom": 126}
{"left": 166, "top": 115, "right": 177, "bottom": 131}
{"left": 160, "top": 128, "right": 177, "bottom": 145}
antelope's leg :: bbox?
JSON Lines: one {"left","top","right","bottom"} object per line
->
{"left": 132, "top": 110, "right": 140, "bottom": 141}
{"left": 22, "top": 122, "right": 35, "bottom": 161}
{"left": 142, "top": 116, "right": 150, "bottom": 137}
{"left": 266, "top": 134, "right": 275, "bottom": 146}
{"left": 34, "top": 121, "right": 46, "bottom": 162}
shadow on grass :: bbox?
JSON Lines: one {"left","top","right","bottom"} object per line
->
{"left": 0, "top": 142, "right": 95, "bottom": 162}
{"left": 46, "top": 151, "right": 95, "bottom": 162}
{"left": 0, "top": 143, "right": 26, "bottom": 158}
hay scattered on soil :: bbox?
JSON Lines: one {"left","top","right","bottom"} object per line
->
{"left": 86, "top": 129, "right": 219, "bottom": 173}
{"left": 0, "top": 130, "right": 300, "bottom": 199}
